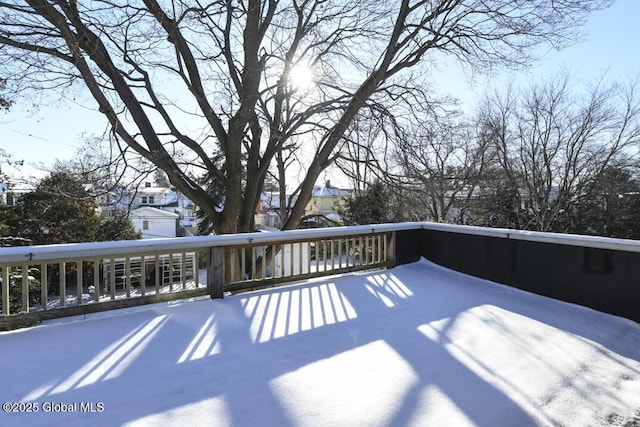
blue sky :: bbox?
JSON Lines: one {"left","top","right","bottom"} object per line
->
{"left": 436, "top": 0, "right": 640, "bottom": 109}
{"left": 1, "top": 0, "right": 639, "bottom": 181}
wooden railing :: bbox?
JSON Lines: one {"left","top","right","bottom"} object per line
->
{"left": 5, "top": 220, "right": 637, "bottom": 329}
{"left": 0, "top": 224, "right": 413, "bottom": 329}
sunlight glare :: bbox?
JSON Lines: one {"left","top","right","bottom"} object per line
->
{"left": 289, "top": 63, "right": 314, "bottom": 90}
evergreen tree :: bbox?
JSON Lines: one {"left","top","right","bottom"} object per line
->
{"left": 5, "top": 172, "right": 139, "bottom": 244}
{"left": 565, "top": 166, "right": 640, "bottom": 239}
{"left": 97, "top": 212, "right": 142, "bottom": 242}
{"left": 468, "top": 176, "right": 529, "bottom": 229}
{"left": 338, "top": 181, "right": 408, "bottom": 225}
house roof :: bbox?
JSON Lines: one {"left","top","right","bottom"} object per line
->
{"left": 137, "top": 185, "right": 172, "bottom": 194}
{"left": 260, "top": 192, "right": 298, "bottom": 210}
{"left": 130, "top": 206, "right": 179, "bottom": 218}
{"left": 312, "top": 181, "right": 352, "bottom": 197}
{"left": 0, "top": 179, "right": 35, "bottom": 193}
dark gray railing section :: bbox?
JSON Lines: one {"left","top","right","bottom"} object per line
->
{"left": 0, "top": 224, "right": 419, "bottom": 329}
{"left": 418, "top": 223, "right": 640, "bottom": 323}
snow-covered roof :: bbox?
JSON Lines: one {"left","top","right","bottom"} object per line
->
{"left": 312, "top": 182, "right": 351, "bottom": 197}
{"left": 324, "top": 213, "right": 342, "bottom": 222}
{"left": 137, "top": 185, "right": 172, "bottom": 194}
{"left": 0, "top": 179, "right": 35, "bottom": 193}
{"left": 130, "top": 206, "right": 179, "bottom": 218}
{"left": 260, "top": 192, "right": 298, "bottom": 210}
{"left": 1, "top": 259, "right": 638, "bottom": 426}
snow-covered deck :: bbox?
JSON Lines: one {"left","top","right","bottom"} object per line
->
{"left": 1, "top": 259, "right": 639, "bottom": 426}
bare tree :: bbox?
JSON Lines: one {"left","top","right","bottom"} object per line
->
{"left": 479, "top": 74, "right": 640, "bottom": 231}
{"left": 395, "top": 111, "right": 493, "bottom": 223}
{"left": 53, "top": 135, "right": 124, "bottom": 187}
{"left": 0, "top": 0, "right": 611, "bottom": 234}
{"left": 334, "top": 106, "right": 399, "bottom": 192}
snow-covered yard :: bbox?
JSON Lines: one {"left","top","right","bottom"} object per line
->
{"left": 1, "top": 259, "right": 639, "bottom": 426}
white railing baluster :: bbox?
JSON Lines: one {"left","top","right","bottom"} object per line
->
{"left": 41, "top": 263, "right": 48, "bottom": 310}
{"left": 125, "top": 257, "right": 131, "bottom": 298}
{"left": 21, "top": 264, "right": 29, "bottom": 313}
{"left": 181, "top": 252, "right": 187, "bottom": 290}
{"left": 241, "top": 249, "right": 246, "bottom": 282}
{"left": 383, "top": 234, "right": 388, "bottom": 264}
{"left": 251, "top": 246, "right": 257, "bottom": 281}
{"left": 322, "top": 240, "right": 327, "bottom": 272}
{"left": 168, "top": 253, "right": 174, "bottom": 293}
{"left": 109, "top": 258, "right": 116, "bottom": 300}
{"left": 154, "top": 255, "right": 160, "bottom": 295}
{"left": 77, "top": 261, "right": 83, "bottom": 305}
{"left": 1, "top": 266, "right": 8, "bottom": 316}
{"left": 364, "top": 237, "right": 369, "bottom": 265}
{"left": 193, "top": 252, "right": 199, "bottom": 288}
{"left": 269, "top": 245, "right": 275, "bottom": 278}
{"left": 279, "top": 244, "right": 284, "bottom": 278}
{"left": 228, "top": 249, "right": 235, "bottom": 283}
{"left": 140, "top": 256, "right": 146, "bottom": 297}
{"left": 60, "top": 262, "right": 67, "bottom": 307}
{"left": 93, "top": 260, "right": 99, "bottom": 303}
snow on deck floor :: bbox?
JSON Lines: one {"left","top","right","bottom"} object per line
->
{"left": 1, "top": 259, "right": 639, "bottom": 427}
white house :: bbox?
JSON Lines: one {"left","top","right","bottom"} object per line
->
{"left": 97, "top": 178, "right": 197, "bottom": 237}
{"left": 0, "top": 179, "right": 35, "bottom": 206}
{"left": 271, "top": 241, "right": 311, "bottom": 277}
{"left": 305, "top": 180, "right": 352, "bottom": 221}
{"left": 130, "top": 206, "right": 179, "bottom": 239}
{"left": 136, "top": 182, "right": 175, "bottom": 206}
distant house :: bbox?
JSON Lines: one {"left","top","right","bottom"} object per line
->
{"left": 255, "top": 193, "right": 280, "bottom": 229}
{"left": 130, "top": 206, "right": 179, "bottom": 239}
{"left": 136, "top": 182, "right": 174, "bottom": 207}
{"left": 0, "top": 180, "right": 35, "bottom": 206}
{"left": 305, "top": 180, "right": 352, "bottom": 222}
{"left": 97, "top": 179, "right": 197, "bottom": 237}
{"left": 255, "top": 181, "right": 353, "bottom": 229}
{"left": 255, "top": 192, "right": 301, "bottom": 230}
{"left": 135, "top": 182, "right": 197, "bottom": 236}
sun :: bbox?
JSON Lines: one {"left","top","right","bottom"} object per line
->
{"left": 289, "top": 63, "right": 314, "bottom": 90}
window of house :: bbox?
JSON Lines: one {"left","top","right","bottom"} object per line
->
{"left": 148, "top": 196, "right": 154, "bottom": 204}
{"left": 141, "top": 196, "right": 147, "bottom": 204}
{"left": 143, "top": 220, "right": 153, "bottom": 230}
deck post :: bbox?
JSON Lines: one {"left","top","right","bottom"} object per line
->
{"left": 208, "top": 246, "right": 224, "bottom": 299}
{"left": 386, "top": 231, "right": 397, "bottom": 268}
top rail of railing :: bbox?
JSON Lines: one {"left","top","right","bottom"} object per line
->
{"left": 0, "top": 223, "right": 424, "bottom": 264}
{"left": 420, "top": 222, "right": 640, "bottom": 253}
{"left": 2, "top": 221, "right": 640, "bottom": 264}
